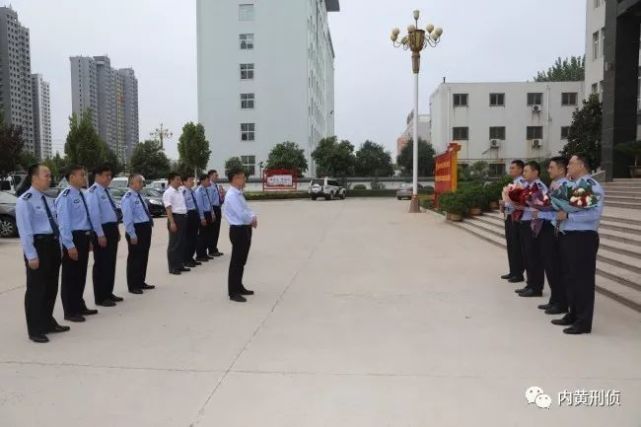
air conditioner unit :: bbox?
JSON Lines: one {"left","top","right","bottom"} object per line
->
{"left": 490, "top": 139, "right": 500, "bottom": 149}
{"left": 531, "top": 139, "right": 542, "bottom": 149}
{"left": 532, "top": 105, "right": 541, "bottom": 113}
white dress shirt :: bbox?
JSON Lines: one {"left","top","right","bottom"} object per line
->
{"left": 223, "top": 186, "right": 255, "bottom": 226}
{"left": 162, "top": 186, "right": 187, "bottom": 214}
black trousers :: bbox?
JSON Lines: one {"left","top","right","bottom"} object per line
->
{"left": 560, "top": 231, "right": 599, "bottom": 331}
{"left": 92, "top": 222, "right": 119, "bottom": 303}
{"left": 539, "top": 222, "right": 568, "bottom": 310}
{"left": 61, "top": 231, "right": 91, "bottom": 316}
{"left": 209, "top": 206, "right": 222, "bottom": 254}
{"left": 519, "top": 221, "right": 544, "bottom": 291}
{"left": 126, "top": 222, "right": 152, "bottom": 291}
{"left": 228, "top": 225, "right": 252, "bottom": 296}
{"left": 184, "top": 210, "right": 199, "bottom": 263}
{"left": 168, "top": 214, "right": 187, "bottom": 272}
{"left": 24, "top": 235, "right": 61, "bottom": 336}
{"left": 196, "top": 212, "right": 213, "bottom": 258}
{"left": 504, "top": 216, "right": 524, "bottom": 278}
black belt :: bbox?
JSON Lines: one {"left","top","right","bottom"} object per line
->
{"left": 33, "top": 234, "right": 58, "bottom": 241}
{"left": 230, "top": 224, "right": 251, "bottom": 229}
{"left": 102, "top": 222, "right": 118, "bottom": 226}
{"left": 563, "top": 230, "right": 598, "bottom": 235}
{"left": 173, "top": 213, "right": 187, "bottom": 216}
{"left": 72, "top": 230, "right": 93, "bottom": 236}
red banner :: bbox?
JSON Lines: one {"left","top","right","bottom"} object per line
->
{"left": 435, "top": 143, "right": 461, "bottom": 196}
{"left": 262, "top": 169, "right": 298, "bottom": 192}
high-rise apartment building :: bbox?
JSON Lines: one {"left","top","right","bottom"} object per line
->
{"left": 31, "top": 74, "right": 52, "bottom": 159}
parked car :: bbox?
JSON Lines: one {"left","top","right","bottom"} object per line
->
{"left": 0, "top": 191, "right": 18, "bottom": 237}
{"left": 396, "top": 183, "right": 424, "bottom": 200}
{"left": 309, "top": 178, "right": 346, "bottom": 201}
{"left": 141, "top": 187, "right": 166, "bottom": 217}
{"left": 149, "top": 179, "right": 168, "bottom": 191}
{"left": 109, "top": 177, "right": 129, "bottom": 189}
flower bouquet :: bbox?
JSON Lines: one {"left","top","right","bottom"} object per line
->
{"left": 550, "top": 179, "right": 601, "bottom": 233}
{"left": 502, "top": 183, "right": 527, "bottom": 221}
{"left": 525, "top": 187, "right": 554, "bottom": 237}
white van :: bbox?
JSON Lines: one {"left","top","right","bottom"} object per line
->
{"left": 109, "top": 177, "right": 129, "bottom": 189}
{"left": 149, "top": 179, "right": 168, "bottom": 191}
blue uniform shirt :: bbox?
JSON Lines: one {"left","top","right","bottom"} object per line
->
{"left": 208, "top": 184, "right": 221, "bottom": 207}
{"left": 181, "top": 186, "right": 197, "bottom": 211}
{"left": 505, "top": 176, "right": 527, "bottom": 214}
{"left": 194, "top": 186, "right": 212, "bottom": 220}
{"left": 539, "top": 177, "right": 569, "bottom": 222}
{"left": 562, "top": 175, "right": 604, "bottom": 232}
{"left": 16, "top": 187, "right": 58, "bottom": 261}
{"left": 521, "top": 178, "right": 548, "bottom": 222}
{"left": 121, "top": 189, "right": 152, "bottom": 239}
{"left": 55, "top": 186, "right": 92, "bottom": 249}
{"left": 223, "top": 186, "right": 255, "bottom": 225}
{"left": 86, "top": 183, "right": 119, "bottom": 237}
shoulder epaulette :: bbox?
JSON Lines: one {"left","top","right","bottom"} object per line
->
{"left": 123, "top": 191, "right": 131, "bottom": 198}
{"left": 62, "top": 188, "right": 70, "bottom": 196}
{"left": 89, "top": 185, "right": 97, "bottom": 192}
{"left": 587, "top": 178, "right": 597, "bottom": 186}
{"left": 21, "top": 192, "right": 32, "bottom": 200}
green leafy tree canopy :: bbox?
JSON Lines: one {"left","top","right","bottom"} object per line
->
{"left": 65, "top": 112, "right": 107, "bottom": 172}
{"left": 355, "top": 140, "right": 394, "bottom": 177}
{"left": 396, "top": 139, "right": 436, "bottom": 177}
{"left": 178, "top": 122, "right": 211, "bottom": 175}
{"left": 266, "top": 141, "right": 308, "bottom": 176}
{"left": 312, "top": 136, "right": 356, "bottom": 178}
{"left": 560, "top": 94, "right": 602, "bottom": 170}
{"left": 0, "top": 112, "right": 25, "bottom": 178}
{"left": 534, "top": 56, "right": 585, "bottom": 82}
{"left": 225, "top": 157, "right": 246, "bottom": 177}
{"left": 129, "top": 140, "right": 171, "bottom": 180}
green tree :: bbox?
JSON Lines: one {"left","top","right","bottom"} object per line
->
{"left": 177, "top": 122, "right": 211, "bottom": 176}
{"left": 534, "top": 56, "right": 585, "bottom": 82}
{"left": 65, "top": 112, "right": 107, "bottom": 171}
{"left": 18, "top": 151, "right": 38, "bottom": 171}
{"left": 266, "top": 141, "right": 308, "bottom": 176}
{"left": 355, "top": 140, "right": 394, "bottom": 177}
{"left": 129, "top": 140, "right": 171, "bottom": 180}
{"left": 225, "top": 157, "right": 245, "bottom": 177}
{"left": 312, "top": 136, "right": 356, "bottom": 178}
{"left": 42, "top": 152, "right": 67, "bottom": 183}
{"left": 104, "top": 147, "right": 124, "bottom": 176}
{"left": 396, "top": 139, "right": 436, "bottom": 177}
{"left": 0, "top": 112, "right": 25, "bottom": 179}
{"left": 560, "top": 94, "right": 602, "bottom": 170}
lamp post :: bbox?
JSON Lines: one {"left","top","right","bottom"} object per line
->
{"left": 150, "top": 123, "right": 173, "bottom": 150}
{"left": 391, "top": 11, "right": 443, "bottom": 213}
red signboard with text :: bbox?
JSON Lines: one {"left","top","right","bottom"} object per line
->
{"left": 262, "top": 169, "right": 298, "bottom": 192}
{"left": 434, "top": 143, "right": 461, "bottom": 204}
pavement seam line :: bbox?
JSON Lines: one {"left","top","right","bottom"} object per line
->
{"left": 189, "top": 203, "right": 345, "bottom": 427}
{"left": 0, "top": 360, "right": 224, "bottom": 374}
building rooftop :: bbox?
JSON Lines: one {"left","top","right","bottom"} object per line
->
{"left": 326, "top": 0, "right": 340, "bottom": 12}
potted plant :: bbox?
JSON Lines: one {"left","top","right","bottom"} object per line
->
{"left": 615, "top": 140, "right": 641, "bottom": 178}
{"left": 440, "top": 192, "right": 467, "bottom": 221}
{"left": 461, "top": 186, "right": 485, "bottom": 216}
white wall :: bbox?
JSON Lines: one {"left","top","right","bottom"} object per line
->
{"left": 584, "top": 0, "right": 606, "bottom": 99}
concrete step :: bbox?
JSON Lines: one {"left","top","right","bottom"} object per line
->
{"left": 607, "top": 195, "right": 641, "bottom": 203}
{"left": 604, "top": 190, "right": 641, "bottom": 197}
{"left": 594, "top": 275, "right": 641, "bottom": 313}
{"left": 605, "top": 201, "right": 641, "bottom": 209}
{"left": 602, "top": 215, "right": 641, "bottom": 227}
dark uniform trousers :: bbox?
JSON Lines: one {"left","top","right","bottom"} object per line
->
{"left": 228, "top": 225, "right": 252, "bottom": 296}
{"left": 184, "top": 209, "right": 200, "bottom": 263}
{"left": 209, "top": 206, "right": 222, "bottom": 254}
{"left": 538, "top": 221, "right": 568, "bottom": 310}
{"left": 25, "top": 235, "right": 61, "bottom": 336}
{"left": 168, "top": 214, "right": 187, "bottom": 272}
{"left": 197, "top": 212, "right": 213, "bottom": 258}
{"left": 504, "top": 216, "right": 524, "bottom": 278}
{"left": 61, "top": 231, "right": 91, "bottom": 316}
{"left": 519, "top": 221, "right": 544, "bottom": 292}
{"left": 92, "top": 222, "right": 119, "bottom": 303}
{"left": 126, "top": 222, "right": 152, "bottom": 291}
{"left": 560, "top": 231, "right": 599, "bottom": 331}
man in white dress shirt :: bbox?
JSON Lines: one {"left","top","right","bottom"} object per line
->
{"left": 223, "top": 167, "right": 257, "bottom": 303}
{"left": 163, "top": 172, "right": 189, "bottom": 275}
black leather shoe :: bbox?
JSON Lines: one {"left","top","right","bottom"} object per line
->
{"left": 64, "top": 315, "right": 86, "bottom": 322}
{"left": 169, "top": 270, "right": 182, "bottom": 275}
{"left": 508, "top": 276, "right": 525, "bottom": 283}
{"left": 212, "top": 251, "right": 224, "bottom": 257}
{"left": 551, "top": 316, "right": 574, "bottom": 326}
{"left": 514, "top": 287, "right": 529, "bottom": 294}
{"left": 129, "top": 289, "right": 144, "bottom": 294}
{"left": 178, "top": 267, "right": 191, "bottom": 272}
{"left": 500, "top": 274, "right": 512, "bottom": 280}
{"left": 563, "top": 326, "right": 591, "bottom": 335}
{"left": 81, "top": 308, "right": 99, "bottom": 315}
{"left": 96, "top": 299, "right": 116, "bottom": 307}
{"left": 110, "top": 295, "right": 124, "bottom": 302}
{"left": 192, "top": 260, "right": 202, "bottom": 266}
{"left": 545, "top": 306, "right": 568, "bottom": 315}
{"left": 206, "top": 255, "right": 215, "bottom": 260}
{"left": 47, "top": 324, "right": 70, "bottom": 333}
{"left": 195, "top": 257, "right": 210, "bottom": 262}
{"left": 229, "top": 294, "right": 247, "bottom": 303}
{"left": 538, "top": 303, "right": 552, "bottom": 310}
{"left": 240, "top": 289, "right": 255, "bottom": 296}
{"left": 29, "top": 334, "right": 49, "bottom": 343}
{"left": 518, "top": 289, "right": 543, "bottom": 297}
{"left": 185, "top": 262, "right": 197, "bottom": 268}
{"left": 141, "top": 284, "right": 155, "bottom": 290}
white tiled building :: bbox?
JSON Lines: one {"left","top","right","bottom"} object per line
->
{"left": 31, "top": 74, "right": 52, "bottom": 160}
{"left": 197, "top": 0, "right": 339, "bottom": 177}
{"left": 429, "top": 82, "right": 584, "bottom": 174}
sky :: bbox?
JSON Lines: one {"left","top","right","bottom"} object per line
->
{"left": 10, "top": 0, "right": 586, "bottom": 159}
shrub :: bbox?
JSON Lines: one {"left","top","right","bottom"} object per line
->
{"left": 460, "top": 184, "right": 487, "bottom": 210}
{"left": 439, "top": 192, "right": 468, "bottom": 216}
{"left": 352, "top": 184, "right": 367, "bottom": 190}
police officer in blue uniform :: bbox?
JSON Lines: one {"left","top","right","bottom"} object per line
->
{"left": 194, "top": 174, "right": 214, "bottom": 262}
{"left": 121, "top": 174, "right": 155, "bottom": 294}
{"left": 181, "top": 173, "right": 202, "bottom": 268}
{"left": 56, "top": 165, "right": 99, "bottom": 322}
{"left": 16, "top": 164, "right": 70, "bottom": 343}
{"left": 500, "top": 160, "right": 526, "bottom": 283}
{"left": 552, "top": 154, "right": 605, "bottom": 335}
{"left": 207, "top": 169, "right": 224, "bottom": 257}
{"left": 533, "top": 156, "right": 570, "bottom": 315}
{"left": 87, "top": 164, "right": 123, "bottom": 307}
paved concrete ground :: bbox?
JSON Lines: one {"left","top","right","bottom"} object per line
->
{"left": 0, "top": 199, "right": 640, "bottom": 426}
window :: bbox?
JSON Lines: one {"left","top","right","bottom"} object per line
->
{"left": 240, "top": 33, "right": 254, "bottom": 50}
{"left": 561, "top": 126, "right": 570, "bottom": 140}
{"left": 453, "top": 93, "right": 468, "bottom": 107}
{"left": 239, "top": 4, "right": 255, "bottom": 21}
{"left": 601, "top": 28, "right": 606, "bottom": 56}
{"left": 241, "top": 155, "right": 256, "bottom": 176}
{"left": 241, "top": 123, "right": 255, "bottom": 141}
{"left": 489, "top": 93, "right": 505, "bottom": 106}
{"left": 241, "top": 93, "right": 255, "bottom": 109}
{"left": 594, "top": 0, "right": 601, "bottom": 8}
{"left": 591, "top": 83, "right": 598, "bottom": 94}
{"left": 562, "top": 92, "right": 578, "bottom": 106}
{"left": 593, "top": 31, "right": 600, "bottom": 60}
{"left": 527, "top": 126, "right": 543, "bottom": 140}
{"left": 489, "top": 126, "right": 506, "bottom": 140}
{"left": 527, "top": 93, "right": 543, "bottom": 106}
{"left": 240, "top": 63, "right": 254, "bottom": 80}
{"left": 452, "top": 127, "right": 469, "bottom": 140}
{"left": 489, "top": 163, "right": 506, "bottom": 177}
